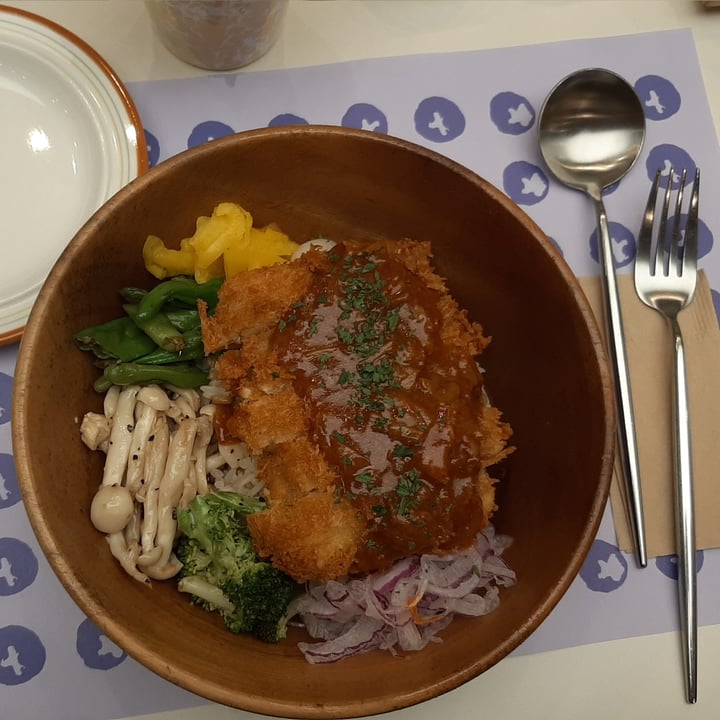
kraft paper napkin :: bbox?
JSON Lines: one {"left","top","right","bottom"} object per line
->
{"left": 579, "top": 271, "right": 720, "bottom": 558}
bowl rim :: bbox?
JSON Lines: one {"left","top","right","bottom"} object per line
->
{"left": 11, "top": 125, "right": 616, "bottom": 718}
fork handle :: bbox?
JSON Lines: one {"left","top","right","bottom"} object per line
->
{"left": 670, "top": 316, "right": 697, "bottom": 704}
{"left": 595, "top": 199, "right": 648, "bottom": 567}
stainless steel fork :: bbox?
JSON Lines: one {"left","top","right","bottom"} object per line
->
{"left": 634, "top": 166, "right": 700, "bottom": 703}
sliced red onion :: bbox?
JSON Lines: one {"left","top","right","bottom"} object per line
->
{"left": 297, "top": 527, "right": 515, "bottom": 663}
{"left": 371, "top": 556, "right": 417, "bottom": 594}
{"left": 298, "top": 616, "right": 391, "bottom": 664}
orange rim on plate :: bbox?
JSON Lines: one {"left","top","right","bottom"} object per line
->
{"left": 0, "top": 4, "right": 148, "bottom": 345}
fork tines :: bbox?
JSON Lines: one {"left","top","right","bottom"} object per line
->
{"left": 639, "top": 166, "right": 700, "bottom": 278}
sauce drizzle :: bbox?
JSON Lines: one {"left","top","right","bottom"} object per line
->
{"left": 271, "top": 244, "right": 493, "bottom": 574}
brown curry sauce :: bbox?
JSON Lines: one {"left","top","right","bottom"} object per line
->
{"left": 262, "top": 244, "right": 497, "bottom": 574}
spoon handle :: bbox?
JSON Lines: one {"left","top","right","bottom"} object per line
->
{"left": 594, "top": 198, "right": 648, "bottom": 568}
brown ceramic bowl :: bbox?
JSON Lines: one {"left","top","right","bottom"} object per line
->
{"left": 12, "top": 126, "right": 614, "bottom": 718}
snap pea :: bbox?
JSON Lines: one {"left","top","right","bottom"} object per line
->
{"left": 123, "top": 304, "right": 185, "bottom": 353}
{"left": 78, "top": 276, "right": 218, "bottom": 393}
{"left": 102, "top": 362, "right": 209, "bottom": 388}
{"left": 118, "top": 287, "right": 202, "bottom": 331}
{"left": 133, "top": 344, "right": 205, "bottom": 365}
{"left": 134, "top": 327, "right": 204, "bottom": 365}
{"left": 165, "top": 308, "right": 201, "bottom": 333}
{"left": 135, "top": 276, "right": 222, "bottom": 323}
{"left": 74, "top": 316, "right": 157, "bottom": 362}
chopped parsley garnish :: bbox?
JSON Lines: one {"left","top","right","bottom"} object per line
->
{"left": 333, "top": 254, "right": 398, "bottom": 359}
{"left": 354, "top": 471, "right": 375, "bottom": 491}
{"left": 392, "top": 444, "right": 414, "bottom": 459}
{"left": 396, "top": 468, "right": 423, "bottom": 516}
{"left": 277, "top": 247, "right": 433, "bottom": 523}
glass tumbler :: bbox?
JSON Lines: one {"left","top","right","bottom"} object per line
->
{"left": 145, "top": 0, "right": 288, "bottom": 71}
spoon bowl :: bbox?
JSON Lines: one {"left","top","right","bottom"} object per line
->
{"left": 537, "top": 67, "right": 648, "bottom": 569}
{"left": 538, "top": 68, "right": 645, "bottom": 199}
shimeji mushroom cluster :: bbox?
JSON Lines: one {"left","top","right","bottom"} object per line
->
{"left": 80, "top": 383, "right": 261, "bottom": 583}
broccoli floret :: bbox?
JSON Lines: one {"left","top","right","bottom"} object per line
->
{"left": 175, "top": 535, "right": 212, "bottom": 578}
{"left": 221, "top": 563, "right": 302, "bottom": 642}
{"left": 253, "top": 597, "right": 301, "bottom": 644}
{"left": 175, "top": 491, "right": 302, "bottom": 643}
{"left": 177, "top": 574, "right": 234, "bottom": 613}
{"left": 177, "top": 490, "right": 265, "bottom": 558}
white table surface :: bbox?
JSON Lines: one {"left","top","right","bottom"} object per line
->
{"left": 4, "top": 1, "right": 720, "bottom": 719}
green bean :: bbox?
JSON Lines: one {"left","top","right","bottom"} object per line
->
{"left": 103, "top": 362, "right": 209, "bottom": 388}
{"left": 93, "top": 375, "right": 114, "bottom": 393}
{"left": 119, "top": 286, "right": 148, "bottom": 304}
{"left": 134, "top": 327, "right": 204, "bottom": 365}
{"left": 123, "top": 304, "right": 185, "bottom": 353}
{"left": 135, "top": 276, "right": 222, "bottom": 323}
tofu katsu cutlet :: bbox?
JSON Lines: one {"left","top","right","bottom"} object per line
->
{"left": 200, "top": 239, "right": 513, "bottom": 583}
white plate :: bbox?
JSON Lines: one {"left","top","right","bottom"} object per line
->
{"left": 0, "top": 6, "right": 147, "bottom": 344}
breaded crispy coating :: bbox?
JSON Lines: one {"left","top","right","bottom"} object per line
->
{"left": 200, "top": 249, "right": 332, "bottom": 352}
{"left": 258, "top": 437, "right": 337, "bottom": 503}
{"left": 249, "top": 490, "right": 364, "bottom": 583}
{"left": 201, "top": 240, "right": 513, "bottom": 582}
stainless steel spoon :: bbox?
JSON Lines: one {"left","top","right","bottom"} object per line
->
{"left": 538, "top": 68, "right": 648, "bottom": 567}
